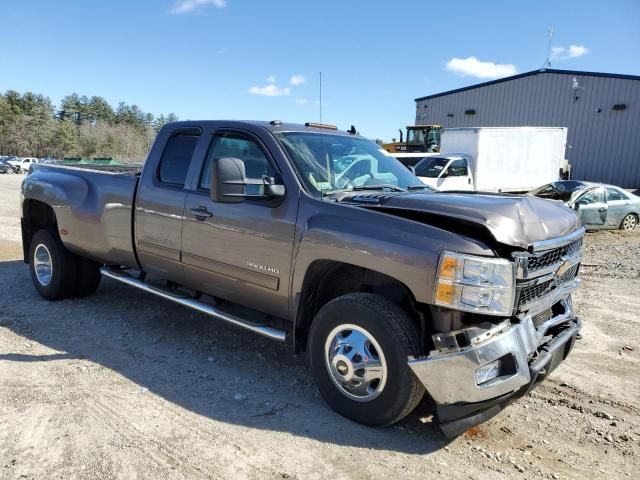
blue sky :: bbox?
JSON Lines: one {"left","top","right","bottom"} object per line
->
{"left": 1, "top": 0, "right": 639, "bottom": 140}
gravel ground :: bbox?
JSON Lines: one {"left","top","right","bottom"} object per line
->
{"left": 0, "top": 174, "right": 638, "bottom": 479}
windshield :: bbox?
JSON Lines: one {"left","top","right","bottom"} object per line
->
{"left": 414, "top": 157, "right": 449, "bottom": 178}
{"left": 407, "top": 128, "right": 427, "bottom": 145}
{"left": 530, "top": 181, "right": 586, "bottom": 201}
{"left": 274, "top": 132, "right": 425, "bottom": 196}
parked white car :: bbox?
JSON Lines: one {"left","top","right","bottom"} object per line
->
{"left": 8, "top": 157, "right": 39, "bottom": 173}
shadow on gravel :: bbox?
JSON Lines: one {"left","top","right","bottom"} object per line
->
{"left": 0, "top": 259, "right": 444, "bottom": 455}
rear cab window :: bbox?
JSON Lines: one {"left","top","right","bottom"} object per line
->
{"left": 157, "top": 130, "right": 201, "bottom": 186}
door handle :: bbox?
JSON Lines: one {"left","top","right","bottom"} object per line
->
{"left": 598, "top": 207, "right": 607, "bottom": 212}
{"left": 189, "top": 206, "right": 213, "bottom": 220}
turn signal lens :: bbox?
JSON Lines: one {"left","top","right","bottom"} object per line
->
{"left": 435, "top": 283, "right": 455, "bottom": 304}
{"left": 438, "top": 256, "right": 459, "bottom": 280}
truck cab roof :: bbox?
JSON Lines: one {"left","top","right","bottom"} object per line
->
{"left": 162, "top": 120, "right": 362, "bottom": 138}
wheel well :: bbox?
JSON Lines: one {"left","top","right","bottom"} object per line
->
{"left": 22, "top": 200, "right": 57, "bottom": 263}
{"left": 294, "top": 260, "right": 426, "bottom": 352}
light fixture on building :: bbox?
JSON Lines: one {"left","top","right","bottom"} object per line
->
{"left": 465, "top": 109, "right": 476, "bottom": 115}
{"left": 612, "top": 104, "right": 627, "bottom": 111}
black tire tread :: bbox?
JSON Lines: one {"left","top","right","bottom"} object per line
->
{"left": 75, "top": 257, "right": 102, "bottom": 296}
{"left": 29, "top": 229, "right": 79, "bottom": 300}
{"left": 310, "top": 292, "right": 425, "bottom": 426}
{"left": 335, "top": 293, "right": 425, "bottom": 425}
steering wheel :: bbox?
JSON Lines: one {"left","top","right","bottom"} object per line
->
{"left": 335, "top": 174, "right": 358, "bottom": 189}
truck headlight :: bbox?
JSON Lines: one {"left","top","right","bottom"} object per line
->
{"left": 434, "top": 251, "right": 515, "bottom": 316}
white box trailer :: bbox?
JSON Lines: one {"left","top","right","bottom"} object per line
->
{"left": 415, "top": 127, "right": 568, "bottom": 192}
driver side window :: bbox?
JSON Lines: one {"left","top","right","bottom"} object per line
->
{"left": 200, "top": 133, "right": 276, "bottom": 194}
{"left": 578, "top": 189, "right": 604, "bottom": 204}
{"left": 446, "top": 159, "right": 468, "bottom": 177}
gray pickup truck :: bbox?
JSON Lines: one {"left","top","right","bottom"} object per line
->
{"left": 21, "top": 120, "right": 584, "bottom": 437}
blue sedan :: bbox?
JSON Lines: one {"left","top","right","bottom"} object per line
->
{"left": 530, "top": 180, "right": 639, "bottom": 231}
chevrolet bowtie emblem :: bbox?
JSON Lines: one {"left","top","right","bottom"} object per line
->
{"left": 555, "top": 258, "right": 573, "bottom": 277}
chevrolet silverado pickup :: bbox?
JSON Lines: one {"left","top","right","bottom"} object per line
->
{"left": 21, "top": 120, "right": 584, "bottom": 437}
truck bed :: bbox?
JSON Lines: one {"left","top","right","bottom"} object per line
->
{"left": 24, "top": 163, "right": 140, "bottom": 267}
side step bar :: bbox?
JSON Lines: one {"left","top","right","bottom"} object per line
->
{"left": 100, "top": 267, "right": 287, "bottom": 342}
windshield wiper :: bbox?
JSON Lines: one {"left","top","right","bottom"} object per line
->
{"left": 352, "top": 184, "right": 407, "bottom": 192}
{"left": 407, "top": 184, "right": 433, "bottom": 191}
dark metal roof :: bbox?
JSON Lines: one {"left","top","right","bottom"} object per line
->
{"left": 415, "top": 69, "right": 640, "bottom": 102}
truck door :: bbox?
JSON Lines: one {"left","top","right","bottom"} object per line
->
{"left": 135, "top": 127, "right": 201, "bottom": 283}
{"left": 437, "top": 158, "right": 473, "bottom": 191}
{"left": 575, "top": 188, "right": 607, "bottom": 228}
{"left": 180, "top": 129, "right": 296, "bottom": 319}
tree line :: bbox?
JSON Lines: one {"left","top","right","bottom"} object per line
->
{"left": 0, "top": 90, "right": 178, "bottom": 162}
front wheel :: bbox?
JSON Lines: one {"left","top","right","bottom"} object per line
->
{"left": 621, "top": 213, "right": 638, "bottom": 231}
{"left": 308, "top": 293, "right": 424, "bottom": 426}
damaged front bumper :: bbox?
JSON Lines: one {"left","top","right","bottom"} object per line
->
{"left": 409, "top": 298, "right": 581, "bottom": 437}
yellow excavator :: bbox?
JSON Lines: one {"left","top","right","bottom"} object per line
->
{"left": 382, "top": 125, "right": 442, "bottom": 153}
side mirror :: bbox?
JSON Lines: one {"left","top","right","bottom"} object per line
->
{"left": 408, "top": 165, "right": 416, "bottom": 174}
{"left": 210, "top": 157, "right": 285, "bottom": 203}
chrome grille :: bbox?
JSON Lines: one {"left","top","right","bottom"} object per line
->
{"left": 532, "top": 307, "right": 553, "bottom": 327}
{"left": 526, "top": 238, "right": 583, "bottom": 273}
{"left": 517, "top": 264, "right": 580, "bottom": 310}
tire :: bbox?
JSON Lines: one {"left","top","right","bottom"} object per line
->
{"left": 29, "top": 229, "right": 79, "bottom": 300}
{"left": 620, "top": 213, "right": 638, "bottom": 231}
{"left": 75, "top": 257, "right": 102, "bottom": 296}
{"left": 308, "top": 293, "right": 424, "bottom": 426}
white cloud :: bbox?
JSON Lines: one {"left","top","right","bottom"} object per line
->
{"left": 295, "top": 98, "right": 309, "bottom": 105}
{"left": 248, "top": 84, "right": 291, "bottom": 97}
{"left": 290, "top": 75, "right": 306, "bottom": 86}
{"left": 266, "top": 75, "right": 276, "bottom": 84}
{"left": 169, "top": 0, "right": 226, "bottom": 15}
{"left": 444, "top": 56, "right": 517, "bottom": 79}
{"left": 550, "top": 44, "right": 589, "bottom": 61}
{"left": 568, "top": 45, "right": 589, "bottom": 58}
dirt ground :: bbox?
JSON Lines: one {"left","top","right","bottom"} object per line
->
{"left": 0, "top": 173, "right": 638, "bottom": 479}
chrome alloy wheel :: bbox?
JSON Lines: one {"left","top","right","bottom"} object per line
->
{"left": 324, "top": 324, "right": 388, "bottom": 402}
{"left": 622, "top": 214, "right": 637, "bottom": 230}
{"left": 33, "top": 243, "right": 53, "bottom": 286}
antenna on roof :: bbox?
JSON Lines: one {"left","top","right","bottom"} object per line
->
{"left": 319, "top": 71, "right": 323, "bottom": 124}
{"left": 543, "top": 25, "right": 554, "bottom": 68}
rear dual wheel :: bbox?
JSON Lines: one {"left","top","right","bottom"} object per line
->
{"left": 308, "top": 293, "right": 424, "bottom": 426}
{"left": 29, "top": 229, "right": 102, "bottom": 300}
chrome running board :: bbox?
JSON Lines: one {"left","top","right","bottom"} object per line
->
{"left": 100, "top": 267, "right": 287, "bottom": 342}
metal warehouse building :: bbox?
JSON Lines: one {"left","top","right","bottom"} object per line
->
{"left": 415, "top": 69, "right": 640, "bottom": 188}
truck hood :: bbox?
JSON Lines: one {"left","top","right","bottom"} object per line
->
{"left": 344, "top": 191, "right": 581, "bottom": 250}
